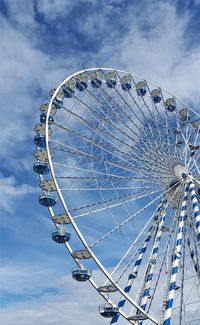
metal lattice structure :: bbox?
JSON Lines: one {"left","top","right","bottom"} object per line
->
{"left": 33, "top": 68, "right": 200, "bottom": 324}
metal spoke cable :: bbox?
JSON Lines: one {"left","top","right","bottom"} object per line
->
{"left": 55, "top": 110, "right": 181, "bottom": 184}
{"left": 93, "top": 79, "right": 168, "bottom": 159}
{"left": 87, "top": 179, "right": 183, "bottom": 249}
{"left": 88, "top": 189, "right": 164, "bottom": 247}
{"left": 68, "top": 187, "right": 162, "bottom": 217}
{"left": 97, "top": 207, "right": 163, "bottom": 287}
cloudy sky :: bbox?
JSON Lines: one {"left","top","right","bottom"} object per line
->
{"left": 1, "top": 0, "right": 200, "bottom": 324}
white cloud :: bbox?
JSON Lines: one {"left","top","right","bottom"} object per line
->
{"left": 0, "top": 263, "right": 108, "bottom": 325}
{"left": 35, "top": 0, "right": 97, "bottom": 21}
{"left": 0, "top": 175, "right": 37, "bottom": 212}
{"left": 4, "top": 0, "right": 36, "bottom": 27}
{"left": 0, "top": 293, "right": 105, "bottom": 325}
{"left": 88, "top": 1, "right": 200, "bottom": 106}
{"left": 0, "top": 18, "right": 79, "bottom": 167}
{"left": 35, "top": 0, "right": 77, "bottom": 21}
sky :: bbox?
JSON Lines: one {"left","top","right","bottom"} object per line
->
{"left": 1, "top": 0, "right": 200, "bottom": 324}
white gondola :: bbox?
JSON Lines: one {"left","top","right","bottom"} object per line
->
{"left": 89, "top": 70, "right": 102, "bottom": 88}
{"left": 53, "top": 90, "right": 65, "bottom": 108}
{"left": 52, "top": 227, "right": 71, "bottom": 244}
{"left": 192, "top": 119, "right": 200, "bottom": 132}
{"left": 179, "top": 107, "right": 190, "bottom": 125}
{"left": 136, "top": 80, "right": 147, "bottom": 96}
{"left": 99, "top": 304, "right": 119, "bottom": 318}
{"left": 39, "top": 193, "right": 56, "bottom": 207}
{"left": 40, "top": 103, "right": 57, "bottom": 116}
{"left": 150, "top": 88, "right": 161, "bottom": 103}
{"left": 164, "top": 97, "right": 176, "bottom": 112}
{"left": 72, "top": 267, "right": 91, "bottom": 282}
{"left": 33, "top": 162, "right": 50, "bottom": 174}
{"left": 75, "top": 73, "right": 88, "bottom": 91}
{"left": 105, "top": 71, "right": 117, "bottom": 88}
{"left": 62, "top": 79, "right": 76, "bottom": 98}
{"left": 121, "top": 75, "right": 132, "bottom": 91}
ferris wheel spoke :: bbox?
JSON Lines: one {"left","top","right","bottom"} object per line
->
{"left": 139, "top": 96, "right": 172, "bottom": 155}
{"left": 50, "top": 144, "right": 95, "bottom": 159}
{"left": 185, "top": 128, "right": 200, "bottom": 172}
{"left": 137, "top": 147, "right": 179, "bottom": 176}
{"left": 52, "top": 120, "right": 177, "bottom": 180}
{"left": 90, "top": 76, "right": 165, "bottom": 156}
{"left": 110, "top": 183, "right": 182, "bottom": 286}
{"left": 188, "top": 159, "right": 200, "bottom": 177}
{"left": 66, "top": 93, "right": 141, "bottom": 151}
{"left": 85, "top": 85, "right": 143, "bottom": 138}
{"left": 50, "top": 139, "right": 141, "bottom": 172}
{"left": 186, "top": 150, "right": 200, "bottom": 176}
{"left": 140, "top": 94, "right": 168, "bottom": 151}
{"left": 88, "top": 189, "right": 167, "bottom": 248}
{"left": 126, "top": 88, "right": 163, "bottom": 142}
{"left": 99, "top": 86, "right": 157, "bottom": 149}
{"left": 56, "top": 103, "right": 181, "bottom": 180}
{"left": 184, "top": 127, "right": 194, "bottom": 166}
{"left": 126, "top": 88, "right": 178, "bottom": 163}
{"left": 112, "top": 85, "right": 148, "bottom": 132}
{"left": 109, "top": 220, "right": 157, "bottom": 284}
{"left": 54, "top": 161, "right": 163, "bottom": 185}
{"left": 99, "top": 84, "right": 167, "bottom": 157}
{"left": 61, "top": 103, "right": 142, "bottom": 158}
{"left": 160, "top": 91, "right": 174, "bottom": 150}
{"left": 52, "top": 121, "right": 140, "bottom": 166}
{"left": 176, "top": 123, "right": 191, "bottom": 168}
{"left": 72, "top": 187, "right": 162, "bottom": 220}
{"left": 71, "top": 87, "right": 145, "bottom": 150}
{"left": 128, "top": 75, "right": 162, "bottom": 132}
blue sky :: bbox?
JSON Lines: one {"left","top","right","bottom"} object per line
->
{"left": 1, "top": 0, "right": 200, "bottom": 324}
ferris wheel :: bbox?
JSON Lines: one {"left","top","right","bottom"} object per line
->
{"left": 33, "top": 68, "right": 200, "bottom": 324}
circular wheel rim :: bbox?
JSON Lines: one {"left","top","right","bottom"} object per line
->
{"left": 34, "top": 67, "right": 200, "bottom": 324}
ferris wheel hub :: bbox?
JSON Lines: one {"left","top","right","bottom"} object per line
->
{"left": 174, "top": 164, "right": 188, "bottom": 181}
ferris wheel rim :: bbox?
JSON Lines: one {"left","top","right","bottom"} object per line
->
{"left": 41, "top": 67, "right": 200, "bottom": 324}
